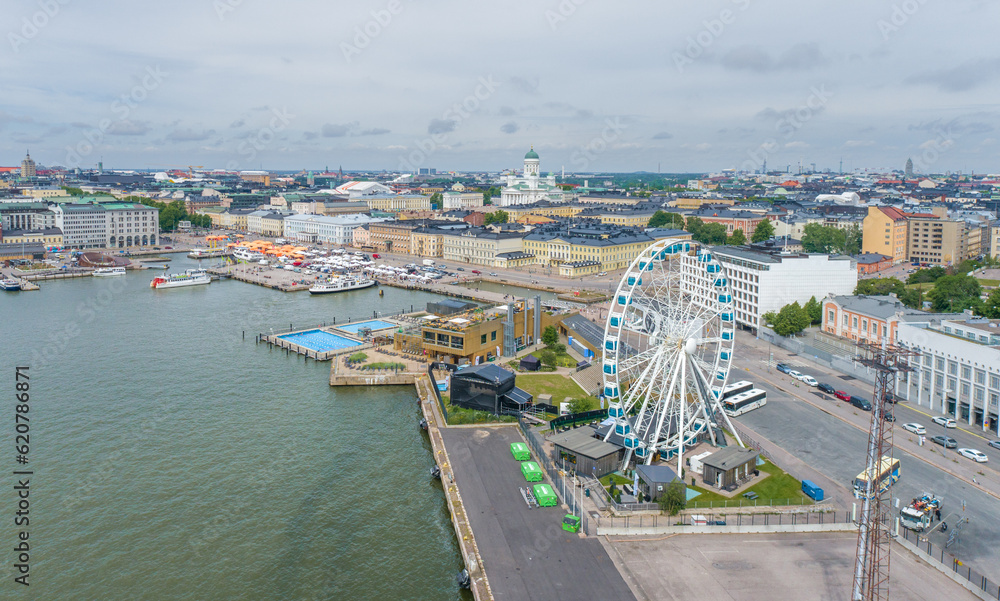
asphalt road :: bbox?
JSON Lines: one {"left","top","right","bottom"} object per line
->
{"left": 732, "top": 374, "right": 1000, "bottom": 576}
{"left": 441, "top": 427, "right": 634, "bottom": 601}
{"left": 734, "top": 335, "right": 1000, "bottom": 475}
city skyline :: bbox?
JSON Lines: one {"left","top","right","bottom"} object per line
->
{"left": 2, "top": 0, "right": 999, "bottom": 173}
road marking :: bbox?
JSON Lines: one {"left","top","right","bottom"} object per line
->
{"left": 747, "top": 364, "right": 1000, "bottom": 504}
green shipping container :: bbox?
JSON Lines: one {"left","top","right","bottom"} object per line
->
{"left": 533, "top": 483, "right": 558, "bottom": 507}
{"left": 510, "top": 442, "right": 531, "bottom": 461}
{"left": 521, "top": 461, "right": 543, "bottom": 482}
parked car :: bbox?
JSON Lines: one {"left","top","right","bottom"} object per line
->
{"left": 958, "top": 448, "right": 988, "bottom": 463}
{"left": 930, "top": 435, "right": 958, "bottom": 449}
{"left": 882, "top": 392, "right": 901, "bottom": 404}
{"left": 456, "top": 267, "right": 464, "bottom": 271}
{"left": 883, "top": 412, "right": 896, "bottom": 422}
{"left": 489, "top": 272, "right": 498, "bottom": 276}
{"left": 598, "top": 271, "right": 608, "bottom": 276}
{"left": 775, "top": 363, "right": 792, "bottom": 374}
{"left": 788, "top": 370, "right": 804, "bottom": 379}
{"left": 801, "top": 375, "right": 819, "bottom": 387}
{"left": 902, "top": 423, "right": 926, "bottom": 435}
{"left": 817, "top": 383, "right": 836, "bottom": 394}
{"left": 471, "top": 270, "right": 481, "bottom": 274}
{"left": 932, "top": 416, "right": 957, "bottom": 428}
{"left": 850, "top": 396, "right": 872, "bottom": 411}
{"left": 834, "top": 390, "right": 851, "bottom": 402}
{"left": 989, "top": 440, "right": 1000, "bottom": 451}
{"left": 372, "top": 253, "right": 380, "bottom": 259}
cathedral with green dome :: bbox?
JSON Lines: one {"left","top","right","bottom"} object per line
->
{"left": 499, "top": 146, "right": 565, "bottom": 206}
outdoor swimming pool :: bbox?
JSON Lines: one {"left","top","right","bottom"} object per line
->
{"left": 337, "top": 319, "right": 397, "bottom": 334}
{"left": 278, "top": 329, "right": 361, "bottom": 352}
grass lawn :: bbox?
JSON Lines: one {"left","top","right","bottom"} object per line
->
{"left": 904, "top": 282, "right": 935, "bottom": 291}
{"left": 686, "top": 459, "right": 812, "bottom": 508}
{"left": 516, "top": 373, "right": 586, "bottom": 401}
{"left": 977, "top": 278, "right": 1000, "bottom": 287}
{"left": 440, "top": 394, "right": 517, "bottom": 426}
{"left": 530, "top": 349, "right": 577, "bottom": 368}
{"left": 600, "top": 473, "right": 632, "bottom": 487}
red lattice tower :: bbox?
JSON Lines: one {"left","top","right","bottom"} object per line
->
{"left": 851, "top": 340, "right": 918, "bottom": 601}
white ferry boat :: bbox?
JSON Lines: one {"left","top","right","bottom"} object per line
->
{"left": 1, "top": 278, "right": 22, "bottom": 291}
{"left": 233, "top": 248, "right": 263, "bottom": 262}
{"left": 308, "top": 275, "right": 376, "bottom": 295}
{"left": 150, "top": 269, "right": 211, "bottom": 289}
{"left": 93, "top": 266, "right": 127, "bottom": 277}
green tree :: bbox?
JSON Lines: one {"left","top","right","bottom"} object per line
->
{"left": 981, "top": 288, "right": 1000, "bottom": 318}
{"left": 801, "top": 223, "right": 847, "bottom": 254}
{"left": 854, "top": 277, "right": 906, "bottom": 296}
{"left": 803, "top": 296, "right": 822, "bottom": 325}
{"left": 751, "top": 218, "right": 775, "bottom": 242}
{"left": 907, "top": 266, "right": 947, "bottom": 285}
{"left": 693, "top": 222, "right": 728, "bottom": 245}
{"left": 483, "top": 210, "right": 509, "bottom": 225}
{"left": 542, "top": 325, "right": 559, "bottom": 347}
{"left": 539, "top": 350, "right": 557, "bottom": 368}
{"left": 429, "top": 192, "right": 442, "bottom": 210}
{"left": 727, "top": 228, "right": 747, "bottom": 246}
{"left": 899, "top": 287, "right": 925, "bottom": 310}
{"left": 771, "top": 301, "right": 811, "bottom": 336}
{"left": 657, "top": 481, "right": 687, "bottom": 516}
{"left": 844, "top": 224, "right": 863, "bottom": 256}
{"left": 684, "top": 216, "right": 704, "bottom": 239}
{"left": 927, "top": 275, "right": 983, "bottom": 313}
{"left": 568, "top": 397, "right": 593, "bottom": 414}
{"left": 648, "top": 210, "right": 685, "bottom": 229}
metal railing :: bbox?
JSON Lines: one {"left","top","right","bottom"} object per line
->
{"left": 899, "top": 525, "right": 1000, "bottom": 599}
{"left": 595, "top": 509, "right": 854, "bottom": 532}
{"left": 517, "top": 416, "right": 592, "bottom": 534}
{"left": 426, "top": 366, "right": 448, "bottom": 422}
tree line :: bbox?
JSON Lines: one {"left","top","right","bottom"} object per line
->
{"left": 647, "top": 210, "right": 775, "bottom": 246}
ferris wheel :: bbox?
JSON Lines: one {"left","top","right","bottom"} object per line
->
{"left": 601, "top": 238, "right": 742, "bottom": 474}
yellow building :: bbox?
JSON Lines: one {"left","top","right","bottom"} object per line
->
{"left": 862, "top": 206, "right": 910, "bottom": 265}
{"left": 1, "top": 228, "right": 63, "bottom": 246}
{"left": 523, "top": 227, "right": 666, "bottom": 271}
{"left": 502, "top": 202, "right": 583, "bottom": 221}
{"left": 908, "top": 214, "right": 968, "bottom": 266}
{"left": 219, "top": 210, "right": 252, "bottom": 231}
{"left": 20, "top": 187, "right": 65, "bottom": 198}
{"left": 410, "top": 228, "right": 444, "bottom": 257}
{"left": 990, "top": 222, "right": 1000, "bottom": 260}
{"left": 364, "top": 195, "right": 432, "bottom": 212}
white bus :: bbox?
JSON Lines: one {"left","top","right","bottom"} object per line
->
{"left": 721, "top": 380, "right": 754, "bottom": 401}
{"left": 723, "top": 389, "right": 767, "bottom": 416}
{"left": 853, "top": 456, "right": 900, "bottom": 499}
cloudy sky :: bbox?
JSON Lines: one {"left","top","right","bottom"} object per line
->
{"left": 2, "top": 0, "right": 999, "bottom": 174}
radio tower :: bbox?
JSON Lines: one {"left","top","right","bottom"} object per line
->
{"left": 851, "top": 340, "right": 917, "bottom": 601}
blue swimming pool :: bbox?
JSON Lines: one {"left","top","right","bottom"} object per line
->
{"left": 278, "top": 329, "right": 361, "bottom": 352}
{"left": 338, "top": 319, "right": 396, "bottom": 334}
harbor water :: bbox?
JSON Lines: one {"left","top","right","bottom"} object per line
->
{"left": 0, "top": 256, "right": 470, "bottom": 600}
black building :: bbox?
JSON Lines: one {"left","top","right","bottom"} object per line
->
{"left": 450, "top": 364, "right": 532, "bottom": 414}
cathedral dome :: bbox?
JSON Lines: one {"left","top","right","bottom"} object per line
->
{"left": 524, "top": 147, "right": 539, "bottom": 160}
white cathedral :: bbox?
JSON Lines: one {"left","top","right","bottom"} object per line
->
{"left": 498, "top": 147, "right": 565, "bottom": 206}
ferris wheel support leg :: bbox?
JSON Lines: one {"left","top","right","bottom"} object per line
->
{"left": 646, "top": 352, "right": 682, "bottom": 469}
{"left": 677, "top": 352, "right": 688, "bottom": 476}
{"left": 690, "top": 361, "right": 718, "bottom": 447}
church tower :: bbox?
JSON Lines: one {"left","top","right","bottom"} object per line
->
{"left": 523, "top": 146, "right": 540, "bottom": 178}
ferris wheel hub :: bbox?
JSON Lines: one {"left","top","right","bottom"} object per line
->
{"left": 683, "top": 338, "right": 698, "bottom": 355}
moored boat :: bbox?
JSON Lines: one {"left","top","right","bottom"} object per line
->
{"left": 150, "top": 269, "right": 211, "bottom": 289}
{"left": 93, "top": 266, "right": 127, "bottom": 277}
{"left": 1, "top": 278, "right": 22, "bottom": 291}
{"left": 308, "top": 275, "right": 376, "bottom": 295}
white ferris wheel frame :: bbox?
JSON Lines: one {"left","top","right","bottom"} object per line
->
{"left": 601, "top": 238, "right": 744, "bottom": 475}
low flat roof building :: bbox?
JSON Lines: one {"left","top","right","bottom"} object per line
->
{"left": 549, "top": 426, "right": 622, "bottom": 478}
{"left": 701, "top": 446, "right": 759, "bottom": 491}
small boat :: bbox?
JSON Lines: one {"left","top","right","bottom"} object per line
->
{"left": 457, "top": 569, "right": 471, "bottom": 589}
{"left": 309, "top": 275, "right": 377, "bottom": 295}
{"left": 150, "top": 269, "right": 211, "bottom": 289}
{"left": 419, "top": 418, "right": 428, "bottom": 431}
{"left": 1, "top": 278, "right": 22, "bottom": 291}
{"left": 430, "top": 465, "right": 441, "bottom": 479}
{"left": 93, "top": 266, "right": 127, "bottom": 277}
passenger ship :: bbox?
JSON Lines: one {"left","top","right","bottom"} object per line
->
{"left": 150, "top": 269, "right": 211, "bottom": 289}
{"left": 1, "top": 279, "right": 22, "bottom": 291}
{"left": 308, "top": 275, "right": 376, "bottom": 295}
{"left": 93, "top": 266, "right": 127, "bottom": 277}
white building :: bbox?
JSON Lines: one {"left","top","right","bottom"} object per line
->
{"left": 442, "top": 191, "right": 484, "bottom": 210}
{"left": 898, "top": 314, "right": 1000, "bottom": 433}
{"left": 498, "top": 148, "right": 565, "bottom": 206}
{"left": 51, "top": 202, "right": 159, "bottom": 249}
{"left": 282, "top": 214, "right": 387, "bottom": 245}
{"left": 441, "top": 228, "right": 524, "bottom": 267}
{"left": 327, "top": 181, "right": 394, "bottom": 198}
{"left": 683, "top": 247, "right": 857, "bottom": 331}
